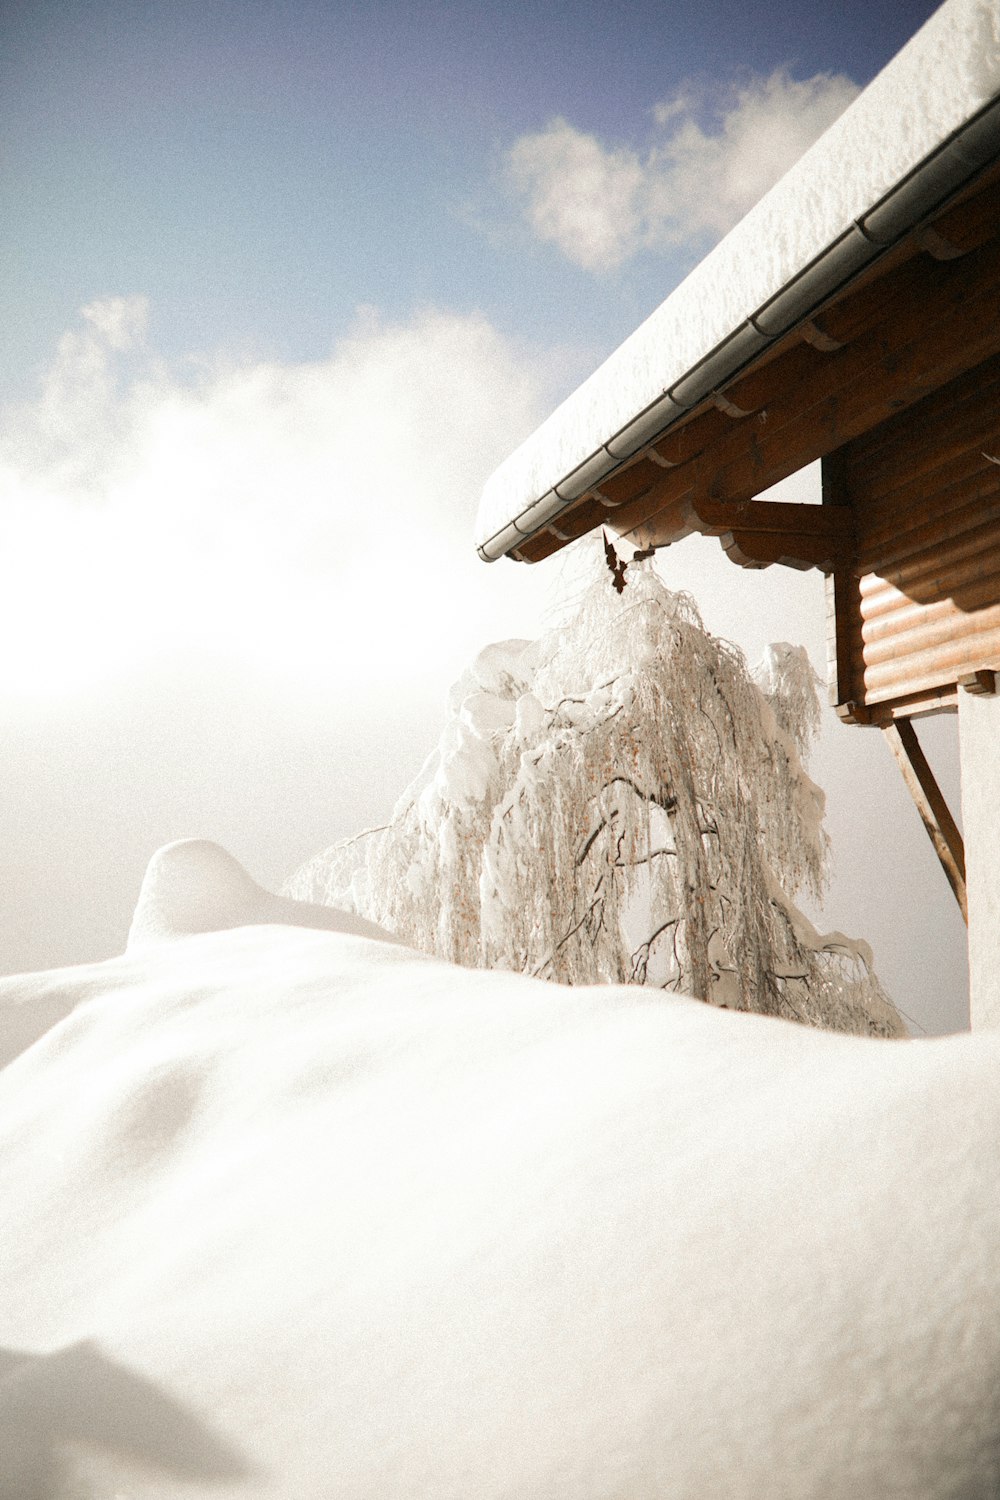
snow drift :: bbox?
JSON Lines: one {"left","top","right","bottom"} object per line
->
{"left": 0, "top": 842, "right": 998, "bottom": 1498}
{"left": 127, "top": 838, "right": 399, "bottom": 951}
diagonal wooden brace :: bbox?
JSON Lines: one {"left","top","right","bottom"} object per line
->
{"left": 882, "top": 718, "right": 968, "bottom": 923}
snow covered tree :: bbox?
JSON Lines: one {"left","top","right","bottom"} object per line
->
{"left": 290, "top": 551, "right": 903, "bottom": 1037}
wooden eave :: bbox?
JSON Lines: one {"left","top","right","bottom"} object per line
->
{"left": 508, "top": 160, "right": 1000, "bottom": 574}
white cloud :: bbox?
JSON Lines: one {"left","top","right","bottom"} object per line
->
{"left": 0, "top": 299, "right": 560, "bottom": 697}
{"left": 81, "top": 293, "right": 149, "bottom": 350}
{"left": 506, "top": 120, "right": 647, "bottom": 275}
{"left": 507, "top": 69, "right": 860, "bottom": 271}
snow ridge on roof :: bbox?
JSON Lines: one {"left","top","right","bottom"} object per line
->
{"left": 476, "top": 0, "right": 1000, "bottom": 557}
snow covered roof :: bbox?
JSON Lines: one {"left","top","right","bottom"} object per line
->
{"left": 476, "top": 0, "right": 1000, "bottom": 563}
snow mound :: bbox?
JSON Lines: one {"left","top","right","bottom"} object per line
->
{"left": 0, "top": 922, "right": 998, "bottom": 1498}
{"left": 127, "top": 838, "right": 399, "bottom": 951}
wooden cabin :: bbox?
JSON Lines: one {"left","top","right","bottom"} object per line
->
{"left": 476, "top": 0, "right": 1000, "bottom": 1027}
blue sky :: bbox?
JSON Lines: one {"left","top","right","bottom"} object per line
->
{"left": 3, "top": 0, "right": 942, "bottom": 400}
{"left": 0, "top": 0, "right": 968, "bottom": 1031}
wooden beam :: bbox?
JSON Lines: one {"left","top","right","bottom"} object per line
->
{"left": 614, "top": 490, "right": 855, "bottom": 571}
{"left": 877, "top": 689, "right": 959, "bottom": 721}
{"left": 839, "top": 353, "right": 1000, "bottom": 482}
{"left": 693, "top": 495, "right": 855, "bottom": 571}
{"left": 821, "top": 451, "right": 858, "bottom": 709}
{"left": 611, "top": 231, "right": 1000, "bottom": 547}
{"left": 713, "top": 391, "right": 757, "bottom": 419}
{"left": 917, "top": 226, "right": 968, "bottom": 261}
{"left": 959, "top": 669, "right": 998, "bottom": 695}
{"left": 512, "top": 528, "right": 575, "bottom": 563}
{"left": 826, "top": 570, "right": 864, "bottom": 714}
{"left": 689, "top": 496, "right": 852, "bottom": 541}
{"left": 925, "top": 170, "right": 1000, "bottom": 258}
{"left": 500, "top": 165, "right": 1000, "bottom": 567}
{"left": 882, "top": 718, "right": 968, "bottom": 923}
{"left": 709, "top": 266, "right": 1000, "bottom": 507}
{"left": 800, "top": 318, "right": 845, "bottom": 353}
{"left": 719, "top": 531, "right": 831, "bottom": 570}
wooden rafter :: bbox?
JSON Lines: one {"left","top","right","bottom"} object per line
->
{"left": 619, "top": 230, "right": 1000, "bottom": 548}
{"left": 509, "top": 172, "right": 1000, "bottom": 569}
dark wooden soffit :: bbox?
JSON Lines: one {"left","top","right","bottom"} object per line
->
{"left": 511, "top": 161, "right": 1000, "bottom": 571}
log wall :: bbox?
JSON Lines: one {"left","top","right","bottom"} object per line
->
{"left": 826, "top": 354, "right": 1000, "bottom": 717}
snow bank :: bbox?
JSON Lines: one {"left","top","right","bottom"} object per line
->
{"left": 1, "top": 846, "right": 998, "bottom": 1496}
{"left": 128, "top": 837, "right": 399, "bottom": 950}
{"left": 476, "top": 0, "right": 1000, "bottom": 551}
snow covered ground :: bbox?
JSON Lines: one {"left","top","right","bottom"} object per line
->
{"left": 1, "top": 840, "right": 998, "bottom": 1498}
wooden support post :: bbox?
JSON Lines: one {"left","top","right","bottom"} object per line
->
{"left": 882, "top": 718, "right": 968, "bottom": 923}
{"left": 821, "top": 450, "right": 863, "bottom": 718}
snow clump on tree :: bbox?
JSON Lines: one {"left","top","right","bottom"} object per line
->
{"left": 290, "top": 558, "right": 903, "bottom": 1037}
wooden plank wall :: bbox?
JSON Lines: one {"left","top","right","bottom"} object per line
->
{"left": 828, "top": 353, "right": 1000, "bottom": 715}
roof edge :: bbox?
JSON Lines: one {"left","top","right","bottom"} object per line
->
{"left": 478, "top": 89, "right": 1000, "bottom": 563}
